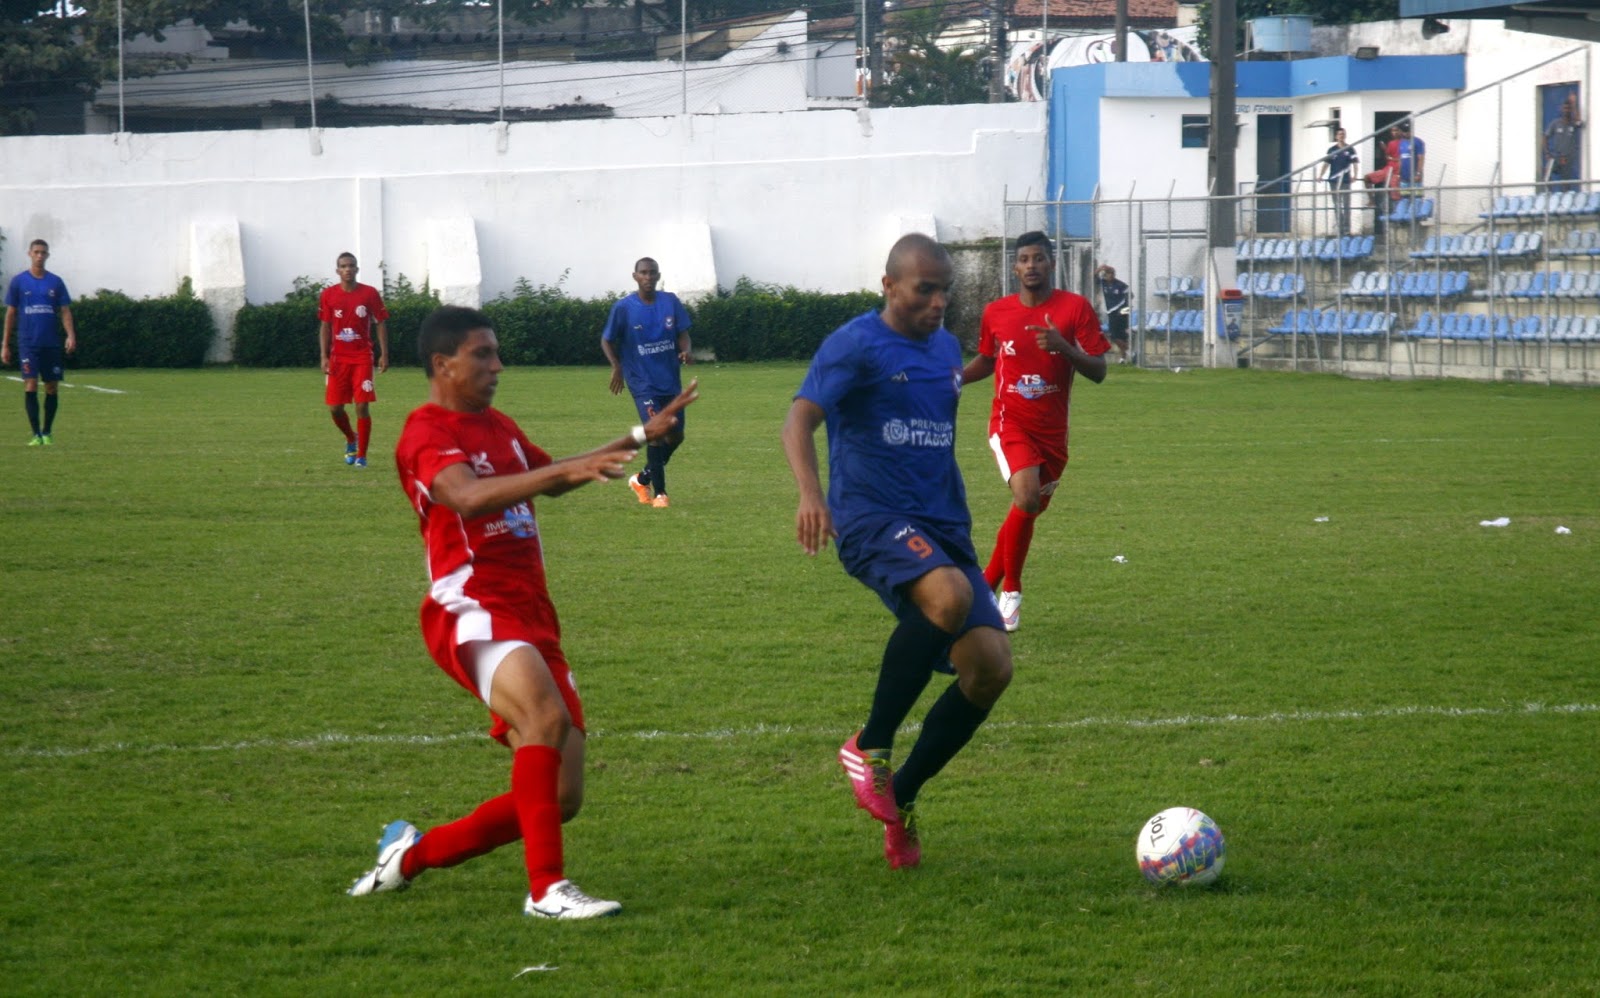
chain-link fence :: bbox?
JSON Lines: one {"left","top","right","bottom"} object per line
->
{"left": 1006, "top": 178, "right": 1600, "bottom": 386}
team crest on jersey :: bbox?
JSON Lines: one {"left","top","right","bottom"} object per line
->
{"left": 356, "top": 305, "right": 368, "bottom": 318}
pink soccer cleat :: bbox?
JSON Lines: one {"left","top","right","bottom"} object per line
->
{"left": 884, "top": 806, "right": 922, "bottom": 870}
{"left": 839, "top": 731, "right": 898, "bottom": 824}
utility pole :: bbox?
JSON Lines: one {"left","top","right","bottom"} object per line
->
{"left": 990, "top": 0, "right": 1010, "bottom": 102}
{"left": 1115, "top": 0, "right": 1128, "bottom": 62}
{"left": 1208, "top": 0, "right": 1237, "bottom": 248}
{"left": 1206, "top": 0, "right": 1239, "bottom": 367}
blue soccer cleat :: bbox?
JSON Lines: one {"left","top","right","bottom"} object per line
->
{"left": 347, "top": 820, "right": 420, "bottom": 896}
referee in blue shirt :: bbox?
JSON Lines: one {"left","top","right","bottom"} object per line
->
{"left": 783, "top": 233, "right": 1013, "bottom": 870}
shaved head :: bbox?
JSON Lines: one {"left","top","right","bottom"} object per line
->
{"left": 885, "top": 233, "right": 950, "bottom": 280}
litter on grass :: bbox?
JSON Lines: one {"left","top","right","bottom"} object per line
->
{"left": 1556, "top": 525, "right": 1572, "bottom": 534}
{"left": 1112, "top": 555, "right": 1128, "bottom": 563}
{"left": 1314, "top": 516, "right": 1330, "bottom": 522}
{"left": 1479, "top": 517, "right": 1511, "bottom": 527}
{"left": 513, "top": 966, "right": 558, "bottom": 978}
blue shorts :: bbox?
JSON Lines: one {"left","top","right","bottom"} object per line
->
{"left": 837, "top": 516, "right": 1005, "bottom": 636}
{"left": 19, "top": 346, "right": 64, "bottom": 383}
{"left": 632, "top": 394, "right": 685, "bottom": 435}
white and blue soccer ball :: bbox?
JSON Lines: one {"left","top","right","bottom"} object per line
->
{"left": 1137, "top": 807, "right": 1225, "bottom": 886}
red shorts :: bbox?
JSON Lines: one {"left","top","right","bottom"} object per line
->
{"left": 987, "top": 425, "right": 1067, "bottom": 490}
{"left": 419, "top": 598, "right": 586, "bottom": 744}
{"left": 325, "top": 358, "right": 376, "bottom": 405}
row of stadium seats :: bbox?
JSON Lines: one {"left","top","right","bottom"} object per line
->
{"left": 1405, "top": 311, "right": 1600, "bottom": 341}
{"left": 1408, "top": 232, "right": 1544, "bottom": 260}
{"left": 1110, "top": 308, "right": 1600, "bottom": 341}
{"left": 1267, "top": 310, "right": 1398, "bottom": 336}
{"left": 1470, "top": 270, "right": 1600, "bottom": 299}
{"left": 1140, "top": 310, "right": 1206, "bottom": 333}
{"left": 1235, "top": 235, "right": 1375, "bottom": 262}
{"left": 1479, "top": 191, "right": 1600, "bottom": 221}
{"left": 1153, "top": 273, "right": 1306, "bottom": 300}
{"left": 1381, "top": 198, "right": 1434, "bottom": 224}
{"left": 1340, "top": 270, "right": 1471, "bottom": 299}
{"left": 1548, "top": 229, "right": 1600, "bottom": 256}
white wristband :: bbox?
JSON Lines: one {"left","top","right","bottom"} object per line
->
{"left": 631, "top": 425, "right": 648, "bottom": 446}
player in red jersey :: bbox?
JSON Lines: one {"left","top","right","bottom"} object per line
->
{"left": 318, "top": 252, "right": 390, "bottom": 468}
{"left": 346, "top": 305, "right": 697, "bottom": 919}
{"left": 960, "top": 231, "right": 1108, "bottom": 632}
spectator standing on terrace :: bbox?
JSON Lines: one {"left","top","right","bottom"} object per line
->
{"left": 1546, "top": 94, "right": 1584, "bottom": 191}
{"left": 1321, "top": 128, "right": 1360, "bottom": 236}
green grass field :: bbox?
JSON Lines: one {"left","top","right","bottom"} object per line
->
{"left": 3, "top": 363, "right": 1597, "bottom": 995}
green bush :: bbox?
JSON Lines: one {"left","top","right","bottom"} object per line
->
{"left": 230, "top": 275, "right": 881, "bottom": 368}
{"left": 485, "top": 275, "right": 613, "bottom": 367}
{"left": 693, "top": 278, "right": 880, "bottom": 362}
{"left": 233, "top": 274, "right": 439, "bottom": 368}
{"left": 70, "top": 279, "right": 215, "bottom": 368}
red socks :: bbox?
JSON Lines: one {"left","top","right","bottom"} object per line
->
{"left": 985, "top": 505, "right": 1040, "bottom": 593}
{"left": 331, "top": 409, "right": 355, "bottom": 443}
{"left": 397, "top": 744, "right": 565, "bottom": 898}
{"left": 511, "top": 744, "right": 565, "bottom": 900}
{"left": 356, "top": 417, "right": 372, "bottom": 459}
{"left": 400, "top": 793, "right": 520, "bottom": 880}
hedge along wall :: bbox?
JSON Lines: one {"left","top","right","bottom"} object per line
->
{"left": 233, "top": 276, "right": 889, "bottom": 368}
{"left": 66, "top": 279, "right": 216, "bottom": 368}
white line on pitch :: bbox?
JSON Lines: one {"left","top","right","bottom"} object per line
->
{"left": 4, "top": 376, "right": 125, "bottom": 394}
{"left": 7, "top": 702, "right": 1596, "bottom": 760}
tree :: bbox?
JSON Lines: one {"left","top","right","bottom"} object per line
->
{"left": 0, "top": 0, "right": 596, "bottom": 136}
{"left": 1196, "top": 0, "right": 1401, "bottom": 58}
{"left": 877, "top": 1, "right": 989, "bottom": 108}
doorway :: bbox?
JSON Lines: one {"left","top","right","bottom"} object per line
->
{"left": 1255, "top": 113, "right": 1293, "bottom": 233}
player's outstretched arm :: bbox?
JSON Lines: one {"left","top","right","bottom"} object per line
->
{"left": 782, "top": 398, "right": 836, "bottom": 556}
{"left": 431, "top": 379, "right": 700, "bottom": 516}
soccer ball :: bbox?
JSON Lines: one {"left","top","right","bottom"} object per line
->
{"left": 1136, "top": 807, "right": 1225, "bottom": 886}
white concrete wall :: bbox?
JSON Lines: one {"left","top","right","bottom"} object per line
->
{"left": 0, "top": 102, "right": 1047, "bottom": 358}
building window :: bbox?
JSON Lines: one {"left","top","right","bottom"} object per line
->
{"left": 1181, "top": 115, "right": 1209, "bottom": 148}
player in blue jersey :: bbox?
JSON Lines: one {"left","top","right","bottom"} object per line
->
{"left": 782, "top": 233, "right": 1013, "bottom": 870}
{"left": 601, "top": 257, "right": 693, "bottom": 509}
{"left": 2, "top": 240, "right": 78, "bottom": 446}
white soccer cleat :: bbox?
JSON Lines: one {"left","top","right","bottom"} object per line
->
{"left": 524, "top": 879, "right": 622, "bottom": 920}
{"left": 997, "top": 591, "right": 1022, "bottom": 633}
{"left": 347, "top": 819, "right": 420, "bottom": 896}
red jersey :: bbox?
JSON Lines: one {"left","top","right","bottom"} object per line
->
{"left": 319, "top": 283, "right": 389, "bottom": 361}
{"left": 395, "top": 403, "right": 562, "bottom": 651}
{"left": 976, "top": 288, "right": 1110, "bottom": 438}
